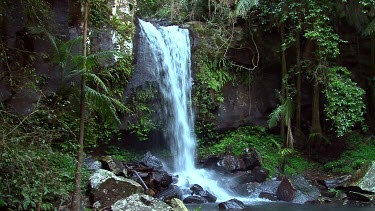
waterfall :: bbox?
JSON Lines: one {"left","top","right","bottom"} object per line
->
{"left": 138, "top": 19, "right": 196, "bottom": 173}
{"left": 138, "top": 19, "right": 250, "bottom": 202}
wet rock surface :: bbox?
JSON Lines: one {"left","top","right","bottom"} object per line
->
{"left": 276, "top": 177, "right": 297, "bottom": 202}
{"left": 218, "top": 198, "right": 246, "bottom": 209}
{"left": 111, "top": 193, "right": 173, "bottom": 211}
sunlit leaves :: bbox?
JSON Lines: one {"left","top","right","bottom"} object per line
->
{"left": 323, "top": 66, "right": 366, "bottom": 136}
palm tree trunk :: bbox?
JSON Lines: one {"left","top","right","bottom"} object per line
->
{"left": 71, "top": 0, "right": 88, "bottom": 210}
{"left": 280, "top": 23, "right": 287, "bottom": 142}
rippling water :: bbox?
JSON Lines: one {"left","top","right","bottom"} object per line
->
{"left": 186, "top": 202, "right": 375, "bottom": 211}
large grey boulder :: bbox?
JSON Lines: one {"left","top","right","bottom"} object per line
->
{"left": 168, "top": 198, "right": 189, "bottom": 211}
{"left": 111, "top": 193, "right": 173, "bottom": 211}
{"left": 355, "top": 161, "right": 375, "bottom": 193}
{"left": 89, "top": 169, "right": 143, "bottom": 209}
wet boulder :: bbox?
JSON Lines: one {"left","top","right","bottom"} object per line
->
{"left": 247, "top": 180, "right": 281, "bottom": 198}
{"left": 89, "top": 169, "right": 143, "bottom": 209}
{"left": 218, "top": 198, "right": 245, "bottom": 209}
{"left": 100, "top": 156, "right": 125, "bottom": 175}
{"left": 142, "top": 151, "right": 163, "bottom": 170}
{"left": 189, "top": 184, "right": 217, "bottom": 202}
{"left": 219, "top": 154, "right": 244, "bottom": 172}
{"left": 353, "top": 161, "right": 375, "bottom": 193}
{"left": 251, "top": 166, "right": 269, "bottom": 183}
{"left": 190, "top": 184, "right": 204, "bottom": 194}
{"left": 111, "top": 193, "right": 173, "bottom": 211}
{"left": 183, "top": 195, "right": 208, "bottom": 204}
{"left": 241, "top": 148, "right": 263, "bottom": 170}
{"left": 147, "top": 170, "right": 173, "bottom": 192}
{"left": 290, "top": 175, "right": 321, "bottom": 204}
{"left": 276, "top": 177, "right": 297, "bottom": 202}
{"left": 155, "top": 185, "right": 183, "bottom": 201}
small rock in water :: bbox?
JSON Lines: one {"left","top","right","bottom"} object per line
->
{"left": 218, "top": 198, "right": 245, "bottom": 209}
{"left": 190, "top": 184, "right": 204, "bottom": 194}
{"left": 183, "top": 195, "right": 208, "bottom": 204}
{"left": 155, "top": 185, "right": 183, "bottom": 201}
{"left": 259, "top": 192, "right": 278, "bottom": 201}
{"left": 198, "top": 190, "right": 217, "bottom": 203}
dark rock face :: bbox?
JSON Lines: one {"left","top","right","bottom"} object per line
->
{"left": 218, "top": 198, "right": 245, "bottom": 209}
{"left": 89, "top": 169, "right": 143, "bottom": 209}
{"left": 213, "top": 71, "right": 279, "bottom": 130}
{"left": 0, "top": 83, "right": 12, "bottom": 103}
{"left": 277, "top": 177, "right": 297, "bottom": 202}
{"left": 183, "top": 195, "right": 208, "bottom": 204}
{"left": 100, "top": 156, "right": 125, "bottom": 175}
{"left": 6, "top": 88, "right": 41, "bottom": 116}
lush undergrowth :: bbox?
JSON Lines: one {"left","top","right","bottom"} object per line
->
{"left": 322, "top": 132, "right": 375, "bottom": 174}
{"left": 198, "top": 126, "right": 313, "bottom": 176}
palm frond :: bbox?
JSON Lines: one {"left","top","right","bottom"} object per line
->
{"left": 364, "top": 19, "right": 375, "bottom": 36}
{"left": 235, "top": 0, "right": 259, "bottom": 18}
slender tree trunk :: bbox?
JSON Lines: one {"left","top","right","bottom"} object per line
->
{"left": 311, "top": 80, "right": 322, "bottom": 140}
{"left": 280, "top": 23, "right": 287, "bottom": 142}
{"left": 369, "top": 33, "right": 375, "bottom": 127}
{"left": 71, "top": 1, "right": 88, "bottom": 210}
{"left": 295, "top": 29, "right": 302, "bottom": 136}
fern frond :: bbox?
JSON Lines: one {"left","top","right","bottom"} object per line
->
{"left": 85, "top": 86, "right": 124, "bottom": 125}
{"left": 85, "top": 72, "right": 109, "bottom": 94}
{"left": 235, "top": 0, "right": 259, "bottom": 18}
{"left": 364, "top": 19, "right": 375, "bottom": 36}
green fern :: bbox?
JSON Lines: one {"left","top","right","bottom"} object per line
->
{"left": 85, "top": 86, "right": 127, "bottom": 126}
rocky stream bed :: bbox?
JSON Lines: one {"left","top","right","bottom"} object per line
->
{"left": 61, "top": 148, "right": 375, "bottom": 210}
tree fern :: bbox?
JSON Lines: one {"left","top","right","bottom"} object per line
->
{"left": 235, "top": 0, "right": 259, "bottom": 18}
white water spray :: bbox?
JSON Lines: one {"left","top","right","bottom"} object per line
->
{"left": 138, "top": 20, "right": 256, "bottom": 202}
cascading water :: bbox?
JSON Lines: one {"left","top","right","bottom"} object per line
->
{"left": 138, "top": 19, "right": 257, "bottom": 202}
{"left": 138, "top": 19, "right": 196, "bottom": 173}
